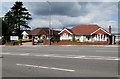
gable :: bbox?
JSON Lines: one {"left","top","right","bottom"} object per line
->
{"left": 61, "top": 30, "right": 69, "bottom": 34}
{"left": 38, "top": 30, "right": 49, "bottom": 36}
{"left": 30, "top": 28, "right": 49, "bottom": 35}
{"left": 91, "top": 28, "right": 110, "bottom": 35}
{"left": 58, "top": 28, "right": 73, "bottom": 35}
{"left": 22, "top": 31, "right": 28, "bottom": 35}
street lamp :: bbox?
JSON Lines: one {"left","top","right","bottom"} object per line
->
{"left": 47, "top": 1, "right": 51, "bottom": 45}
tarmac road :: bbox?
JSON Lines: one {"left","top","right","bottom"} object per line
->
{"left": 1, "top": 45, "right": 119, "bottom": 77}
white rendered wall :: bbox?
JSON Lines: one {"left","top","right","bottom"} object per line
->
{"left": 60, "top": 34, "right": 72, "bottom": 40}
{"left": 22, "top": 31, "right": 29, "bottom": 39}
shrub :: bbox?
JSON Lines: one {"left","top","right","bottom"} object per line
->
{"left": 51, "top": 39, "right": 60, "bottom": 42}
{"left": 19, "top": 39, "right": 32, "bottom": 42}
{"left": 71, "top": 40, "right": 80, "bottom": 42}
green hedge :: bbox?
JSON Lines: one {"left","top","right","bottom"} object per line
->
{"left": 20, "top": 39, "right": 32, "bottom": 42}
{"left": 71, "top": 40, "right": 80, "bottom": 42}
{"left": 51, "top": 39, "right": 60, "bottom": 42}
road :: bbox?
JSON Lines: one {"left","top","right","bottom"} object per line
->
{"left": 1, "top": 45, "right": 119, "bottom": 77}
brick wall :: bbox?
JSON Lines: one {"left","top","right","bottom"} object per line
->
{"left": 43, "top": 40, "right": 108, "bottom": 45}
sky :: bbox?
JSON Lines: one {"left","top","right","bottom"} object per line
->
{"left": 1, "top": 0, "right": 119, "bottom": 33}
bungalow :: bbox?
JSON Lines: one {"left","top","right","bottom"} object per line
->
{"left": 58, "top": 25, "right": 111, "bottom": 42}
{"left": 22, "top": 27, "right": 60, "bottom": 40}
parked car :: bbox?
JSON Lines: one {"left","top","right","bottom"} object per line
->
{"left": 39, "top": 39, "right": 43, "bottom": 43}
{"left": 34, "top": 38, "right": 39, "bottom": 43}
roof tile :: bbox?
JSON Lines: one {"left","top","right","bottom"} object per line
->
{"left": 71, "top": 25, "right": 101, "bottom": 35}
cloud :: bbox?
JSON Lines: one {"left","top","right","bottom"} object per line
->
{"left": 1, "top": 0, "right": 119, "bottom": 2}
{"left": 95, "top": 21, "right": 118, "bottom": 33}
{"left": 24, "top": 2, "right": 88, "bottom": 17}
{"left": 2, "top": 1, "right": 118, "bottom": 33}
{"left": 29, "top": 19, "right": 49, "bottom": 29}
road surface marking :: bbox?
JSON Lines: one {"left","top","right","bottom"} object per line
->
{"left": 19, "top": 53, "right": 30, "bottom": 56}
{"left": 1, "top": 53, "right": 10, "bottom": 54}
{"left": 2, "top": 52, "right": 120, "bottom": 61}
{"left": 34, "top": 55, "right": 120, "bottom": 61}
{"left": 96, "top": 50, "right": 118, "bottom": 52}
{"left": 16, "top": 63, "right": 75, "bottom": 72}
{"left": 1, "top": 53, "right": 30, "bottom": 56}
{"left": 49, "top": 49, "right": 79, "bottom": 51}
{"left": 105, "top": 45, "right": 119, "bottom": 47}
{"left": 17, "top": 49, "right": 36, "bottom": 50}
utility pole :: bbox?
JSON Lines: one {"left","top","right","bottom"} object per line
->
{"left": 47, "top": 1, "right": 51, "bottom": 45}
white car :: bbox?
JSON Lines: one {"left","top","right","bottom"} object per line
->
{"left": 34, "top": 38, "right": 39, "bottom": 43}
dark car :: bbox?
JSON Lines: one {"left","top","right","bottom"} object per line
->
{"left": 39, "top": 39, "right": 43, "bottom": 43}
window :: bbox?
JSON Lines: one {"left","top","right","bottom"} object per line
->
{"left": 24, "top": 35, "right": 27, "bottom": 39}
{"left": 98, "top": 34, "right": 100, "bottom": 40}
{"left": 86, "top": 36, "right": 91, "bottom": 40}
{"left": 63, "top": 33, "right": 68, "bottom": 37}
{"left": 103, "top": 35, "right": 106, "bottom": 40}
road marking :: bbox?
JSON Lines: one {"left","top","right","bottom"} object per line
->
{"left": 96, "top": 50, "right": 118, "bottom": 52}
{"left": 1, "top": 53, "right": 30, "bottom": 56}
{"left": 19, "top": 53, "right": 30, "bottom": 56}
{"left": 16, "top": 63, "right": 75, "bottom": 72}
{"left": 49, "top": 49, "right": 79, "bottom": 51}
{"left": 34, "top": 54, "right": 120, "bottom": 61}
{"left": 105, "top": 45, "right": 119, "bottom": 47}
{"left": 2, "top": 52, "right": 120, "bottom": 61}
{"left": 17, "top": 49, "right": 36, "bottom": 50}
{"left": 1, "top": 53, "right": 10, "bottom": 54}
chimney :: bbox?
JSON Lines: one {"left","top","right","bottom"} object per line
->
{"left": 108, "top": 25, "right": 112, "bottom": 34}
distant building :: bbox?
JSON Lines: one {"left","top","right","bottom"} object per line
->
{"left": 112, "top": 33, "right": 120, "bottom": 44}
{"left": 21, "top": 30, "right": 31, "bottom": 39}
{"left": 21, "top": 27, "right": 60, "bottom": 40}
{"left": 58, "top": 25, "right": 111, "bottom": 43}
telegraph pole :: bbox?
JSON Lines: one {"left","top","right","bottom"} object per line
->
{"left": 47, "top": 1, "right": 51, "bottom": 45}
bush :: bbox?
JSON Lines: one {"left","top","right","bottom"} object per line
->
{"left": 71, "top": 40, "right": 80, "bottom": 42}
{"left": 3, "top": 39, "right": 32, "bottom": 45}
{"left": 12, "top": 40, "right": 21, "bottom": 45}
{"left": 1, "top": 38, "right": 5, "bottom": 45}
{"left": 13, "top": 40, "right": 21, "bottom": 43}
{"left": 12, "top": 39, "right": 32, "bottom": 45}
{"left": 2, "top": 36, "right": 11, "bottom": 45}
{"left": 51, "top": 39, "right": 60, "bottom": 42}
{"left": 19, "top": 39, "right": 32, "bottom": 42}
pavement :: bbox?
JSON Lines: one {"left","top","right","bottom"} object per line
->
{"left": 21, "top": 42, "right": 32, "bottom": 45}
{"left": 1, "top": 45, "right": 119, "bottom": 77}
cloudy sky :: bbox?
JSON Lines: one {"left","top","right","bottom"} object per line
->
{"left": 1, "top": 0, "right": 119, "bottom": 33}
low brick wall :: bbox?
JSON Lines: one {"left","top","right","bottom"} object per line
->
{"left": 4, "top": 42, "right": 20, "bottom": 46}
{"left": 43, "top": 40, "right": 49, "bottom": 45}
{"left": 43, "top": 40, "right": 108, "bottom": 45}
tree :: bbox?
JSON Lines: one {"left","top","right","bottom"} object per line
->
{"left": 1, "top": 17, "right": 9, "bottom": 43}
{"left": 4, "top": 1, "right": 32, "bottom": 38}
{"left": 4, "top": 11, "right": 16, "bottom": 36}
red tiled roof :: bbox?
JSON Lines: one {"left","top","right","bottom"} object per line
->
{"left": 25, "top": 30, "right": 31, "bottom": 34}
{"left": 30, "top": 28, "right": 60, "bottom": 35}
{"left": 67, "top": 28, "right": 73, "bottom": 33}
{"left": 30, "top": 28, "right": 49, "bottom": 35}
{"left": 60, "top": 28, "right": 73, "bottom": 34}
{"left": 93, "top": 29, "right": 108, "bottom": 34}
{"left": 70, "top": 25, "right": 101, "bottom": 35}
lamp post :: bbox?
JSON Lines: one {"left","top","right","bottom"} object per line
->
{"left": 47, "top": 1, "right": 51, "bottom": 45}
